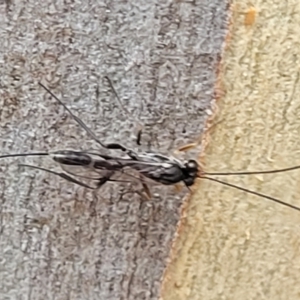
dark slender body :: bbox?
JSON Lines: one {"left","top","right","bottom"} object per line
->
{"left": 1, "top": 82, "right": 300, "bottom": 212}
{"left": 51, "top": 150, "right": 199, "bottom": 187}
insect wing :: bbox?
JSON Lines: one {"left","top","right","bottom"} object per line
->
{"left": 57, "top": 153, "right": 149, "bottom": 188}
{"left": 52, "top": 151, "right": 120, "bottom": 188}
{"left": 60, "top": 164, "right": 113, "bottom": 180}
{"left": 113, "top": 158, "right": 185, "bottom": 185}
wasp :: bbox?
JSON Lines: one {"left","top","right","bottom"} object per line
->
{"left": 1, "top": 82, "right": 300, "bottom": 212}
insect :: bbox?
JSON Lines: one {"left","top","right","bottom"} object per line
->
{"left": 1, "top": 82, "right": 300, "bottom": 212}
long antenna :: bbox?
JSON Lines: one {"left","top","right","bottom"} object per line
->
{"left": 104, "top": 76, "right": 131, "bottom": 116}
{"left": 205, "top": 165, "right": 300, "bottom": 176}
{"left": 0, "top": 153, "right": 48, "bottom": 159}
{"left": 202, "top": 176, "right": 300, "bottom": 212}
{"left": 38, "top": 82, "right": 113, "bottom": 149}
{"left": 104, "top": 76, "right": 144, "bottom": 146}
{"left": 38, "top": 82, "right": 130, "bottom": 152}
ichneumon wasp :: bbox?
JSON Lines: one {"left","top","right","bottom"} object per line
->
{"left": 1, "top": 81, "right": 300, "bottom": 212}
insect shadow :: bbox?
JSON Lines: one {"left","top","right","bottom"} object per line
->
{"left": 1, "top": 81, "right": 300, "bottom": 212}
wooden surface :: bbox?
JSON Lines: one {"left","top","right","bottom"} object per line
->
{"left": 160, "top": 0, "right": 300, "bottom": 299}
{"left": 0, "top": 1, "right": 228, "bottom": 299}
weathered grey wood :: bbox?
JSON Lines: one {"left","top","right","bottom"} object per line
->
{"left": 0, "top": 1, "right": 228, "bottom": 299}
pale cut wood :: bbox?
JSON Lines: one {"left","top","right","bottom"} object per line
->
{"left": 0, "top": 1, "right": 229, "bottom": 299}
{"left": 160, "top": 0, "right": 300, "bottom": 299}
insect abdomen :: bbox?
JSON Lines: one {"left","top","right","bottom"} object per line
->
{"left": 51, "top": 151, "right": 92, "bottom": 166}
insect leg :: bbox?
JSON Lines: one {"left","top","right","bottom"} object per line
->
{"left": 95, "top": 171, "right": 133, "bottom": 188}
{"left": 19, "top": 164, "right": 95, "bottom": 189}
{"left": 141, "top": 178, "right": 151, "bottom": 200}
{"left": 19, "top": 163, "right": 131, "bottom": 189}
{"left": 136, "top": 129, "right": 142, "bottom": 146}
{"left": 176, "top": 143, "right": 198, "bottom": 153}
{"left": 97, "top": 176, "right": 112, "bottom": 188}
{"left": 104, "top": 76, "right": 131, "bottom": 116}
{"left": 104, "top": 143, "right": 140, "bottom": 160}
{"left": 118, "top": 185, "right": 151, "bottom": 202}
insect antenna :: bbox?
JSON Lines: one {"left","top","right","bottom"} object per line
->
{"left": 0, "top": 153, "right": 49, "bottom": 159}
{"left": 38, "top": 82, "right": 114, "bottom": 149}
{"left": 202, "top": 176, "right": 300, "bottom": 212}
{"left": 104, "top": 76, "right": 131, "bottom": 116}
{"left": 104, "top": 76, "right": 144, "bottom": 147}
{"left": 38, "top": 82, "right": 129, "bottom": 152}
{"left": 205, "top": 165, "right": 300, "bottom": 176}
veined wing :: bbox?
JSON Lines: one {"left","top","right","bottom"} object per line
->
{"left": 54, "top": 151, "right": 149, "bottom": 188}
{"left": 59, "top": 160, "right": 158, "bottom": 190}
{"left": 60, "top": 164, "right": 113, "bottom": 180}
{"left": 130, "top": 151, "right": 185, "bottom": 166}
{"left": 110, "top": 157, "right": 186, "bottom": 185}
{"left": 49, "top": 150, "right": 186, "bottom": 188}
{"left": 51, "top": 151, "right": 125, "bottom": 188}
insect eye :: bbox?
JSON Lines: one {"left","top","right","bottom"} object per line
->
{"left": 186, "top": 160, "right": 198, "bottom": 172}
